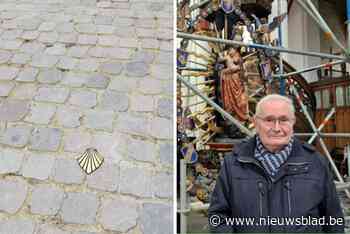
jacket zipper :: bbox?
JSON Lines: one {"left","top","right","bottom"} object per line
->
{"left": 258, "top": 181, "right": 264, "bottom": 216}
{"left": 285, "top": 180, "right": 291, "bottom": 216}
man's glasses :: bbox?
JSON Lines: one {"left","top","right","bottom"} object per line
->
{"left": 256, "top": 116, "right": 295, "bottom": 127}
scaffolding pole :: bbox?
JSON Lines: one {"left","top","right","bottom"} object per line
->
{"left": 295, "top": 133, "right": 350, "bottom": 138}
{"left": 308, "top": 107, "right": 335, "bottom": 144}
{"left": 290, "top": 85, "right": 350, "bottom": 198}
{"left": 303, "top": 0, "right": 348, "bottom": 55}
{"left": 177, "top": 32, "right": 347, "bottom": 60}
{"left": 277, "top": 0, "right": 285, "bottom": 95}
{"left": 180, "top": 159, "right": 188, "bottom": 234}
{"left": 273, "top": 60, "right": 347, "bottom": 78}
{"left": 178, "top": 74, "right": 254, "bottom": 137}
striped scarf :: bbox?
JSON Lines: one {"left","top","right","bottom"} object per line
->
{"left": 254, "top": 135, "right": 294, "bottom": 177}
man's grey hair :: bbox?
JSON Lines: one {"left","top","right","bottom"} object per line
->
{"left": 255, "top": 94, "right": 295, "bottom": 116}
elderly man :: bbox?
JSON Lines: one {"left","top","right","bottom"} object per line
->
{"left": 208, "top": 94, "right": 344, "bottom": 233}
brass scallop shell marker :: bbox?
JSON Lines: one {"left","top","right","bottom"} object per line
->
{"left": 77, "top": 148, "right": 104, "bottom": 175}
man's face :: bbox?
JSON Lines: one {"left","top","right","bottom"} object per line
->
{"left": 253, "top": 100, "right": 295, "bottom": 152}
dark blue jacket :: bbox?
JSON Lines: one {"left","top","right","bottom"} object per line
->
{"left": 208, "top": 137, "right": 344, "bottom": 233}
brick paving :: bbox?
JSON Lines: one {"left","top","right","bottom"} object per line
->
{"left": 0, "top": 0, "right": 173, "bottom": 233}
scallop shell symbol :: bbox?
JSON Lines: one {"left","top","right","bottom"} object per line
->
{"left": 77, "top": 148, "right": 104, "bottom": 175}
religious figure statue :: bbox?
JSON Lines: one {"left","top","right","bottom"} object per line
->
{"left": 218, "top": 47, "right": 249, "bottom": 121}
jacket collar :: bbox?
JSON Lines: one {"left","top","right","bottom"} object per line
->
{"left": 234, "top": 135, "right": 309, "bottom": 163}
{"left": 234, "top": 135, "right": 311, "bottom": 181}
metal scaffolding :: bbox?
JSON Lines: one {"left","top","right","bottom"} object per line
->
{"left": 177, "top": 1, "right": 350, "bottom": 233}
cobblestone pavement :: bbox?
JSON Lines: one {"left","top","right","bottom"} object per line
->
{"left": 0, "top": 0, "right": 173, "bottom": 233}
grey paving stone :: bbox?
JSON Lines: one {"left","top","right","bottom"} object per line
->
{"left": 130, "top": 95, "right": 154, "bottom": 112}
{"left": 67, "top": 46, "right": 89, "bottom": 58}
{"left": 18, "top": 18, "right": 41, "bottom": 30}
{"left": 69, "top": 90, "right": 97, "bottom": 108}
{"left": 21, "top": 30, "right": 39, "bottom": 40}
{"left": 77, "top": 59, "right": 99, "bottom": 72}
{"left": 97, "top": 35, "right": 118, "bottom": 46}
{"left": 119, "top": 37, "right": 138, "bottom": 48}
{"left": 0, "top": 125, "right": 32, "bottom": 147}
{"left": 100, "top": 90, "right": 128, "bottom": 112}
{"left": 140, "top": 203, "right": 173, "bottom": 234}
{"left": 157, "top": 98, "right": 172, "bottom": 119}
{"left": 63, "top": 131, "right": 92, "bottom": 153}
{"left": 138, "top": 78, "right": 162, "bottom": 95}
{"left": 119, "top": 162, "right": 153, "bottom": 197}
{"left": 38, "top": 22, "right": 56, "bottom": 32}
{"left": 78, "top": 34, "right": 98, "bottom": 45}
{"left": 116, "top": 113, "right": 149, "bottom": 136}
{"left": 2, "top": 20, "right": 17, "bottom": 30}
{"left": 0, "top": 218, "right": 35, "bottom": 234}
{"left": 0, "top": 40, "right": 23, "bottom": 50}
{"left": 99, "top": 62, "right": 123, "bottom": 75}
{"left": 159, "top": 40, "right": 172, "bottom": 51}
{"left": 87, "top": 162, "right": 119, "bottom": 192}
{"left": 34, "top": 87, "right": 69, "bottom": 103}
{"left": 160, "top": 142, "right": 173, "bottom": 166}
{"left": 96, "top": 25, "right": 115, "bottom": 34}
{"left": 75, "top": 24, "right": 96, "bottom": 33}
{"left": 0, "top": 50, "right": 12, "bottom": 64}
{"left": 132, "top": 50, "right": 155, "bottom": 64}
{"left": 36, "top": 224, "right": 70, "bottom": 234}
{"left": 20, "top": 42, "right": 46, "bottom": 55}
{"left": 162, "top": 80, "right": 173, "bottom": 96}
{"left": 152, "top": 64, "right": 172, "bottom": 80}
{"left": 21, "top": 153, "right": 55, "bottom": 180}
{"left": 0, "top": 66, "right": 19, "bottom": 81}
{"left": 30, "top": 184, "right": 64, "bottom": 216}
{"left": 45, "top": 44, "right": 67, "bottom": 55}
{"left": 31, "top": 54, "right": 59, "bottom": 68}
{"left": 125, "top": 62, "right": 149, "bottom": 77}
{"left": 56, "top": 22, "right": 75, "bottom": 33}
{"left": 85, "top": 73, "right": 110, "bottom": 89}
{"left": 16, "top": 67, "right": 39, "bottom": 82}
{"left": 0, "top": 99, "right": 30, "bottom": 121}
{"left": 24, "top": 102, "right": 56, "bottom": 125}
{"left": 108, "top": 77, "right": 138, "bottom": 93}
{"left": 84, "top": 110, "right": 115, "bottom": 131}
{"left": 90, "top": 132, "right": 123, "bottom": 164}
{"left": 0, "top": 81, "right": 15, "bottom": 97}
{"left": 112, "top": 17, "right": 134, "bottom": 27}
{"left": 0, "top": 178, "right": 28, "bottom": 214}
{"left": 37, "top": 68, "right": 63, "bottom": 84}
{"left": 38, "top": 32, "right": 59, "bottom": 43}
{"left": 52, "top": 158, "right": 85, "bottom": 184}
{"left": 141, "top": 38, "right": 159, "bottom": 49}
{"left": 29, "top": 127, "right": 62, "bottom": 151}
{"left": 114, "top": 26, "right": 135, "bottom": 38}
{"left": 61, "top": 72, "right": 87, "bottom": 88}
{"left": 57, "top": 56, "right": 78, "bottom": 70}
{"left": 149, "top": 117, "right": 172, "bottom": 139}
{"left": 2, "top": 29, "right": 22, "bottom": 40}
{"left": 60, "top": 192, "right": 98, "bottom": 224}
{"left": 11, "top": 53, "right": 32, "bottom": 65}
{"left": 0, "top": 148, "right": 24, "bottom": 174}
{"left": 99, "top": 198, "right": 138, "bottom": 232}
{"left": 94, "top": 15, "right": 114, "bottom": 25}
{"left": 106, "top": 47, "right": 131, "bottom": 60}
{"left": 126, "top": 138, "right": 156, "bottom": 163}
{"left": 87, "top": 46, "right": 109, "bottom": 58}
{"left": 73, "top": 15, "right": 93, "bottom": 23}
{"left": 11, "top": 83, "right": 37, "bottom": 100}
{"left": 58, "top": 33, "right": 77, "bottom": 43}
{"left": 56, "top": 106, "right": 82, "bottom": 128}
{"left": 135, "top": 28, "right": 156, "bottom": 38}
{"left": 153, "top": 171, "right": 173, "bottom": 198}
{"left": 156, "top": 51, "right": 172, "bottom": 64}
